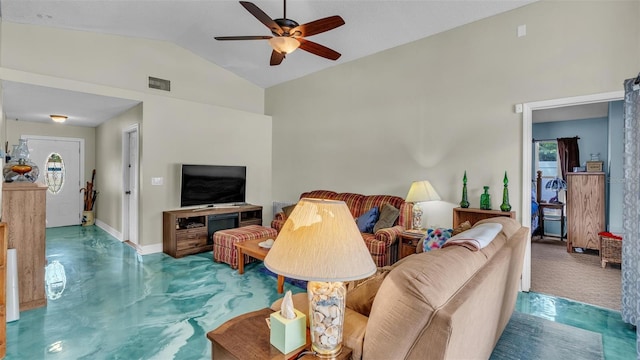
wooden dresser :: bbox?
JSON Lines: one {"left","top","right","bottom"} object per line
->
{"left": 1, "top": 182, "right": 48, "bottom": 311}
{"left": 566, "top": 172, "right": 605, "bottom": 253}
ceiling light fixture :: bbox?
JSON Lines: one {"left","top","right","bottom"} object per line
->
{"left": 268, "top": 37, "right": 300, "bottom": 55}
{"left": 50, "top": 115, "right": 68, "bottom": 123}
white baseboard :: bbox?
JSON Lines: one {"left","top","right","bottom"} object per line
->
{"left": 95, "top": 218, "right": 163, "bottom": 255}
{"left": 96, "top": 219, "right": 122, "bottom": 241}
{"left": 136, "top": 243, "right": 163, "bottom": 255}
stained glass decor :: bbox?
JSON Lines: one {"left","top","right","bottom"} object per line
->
{"left": 45, "top": 152, "right": 65, "bottom": 194}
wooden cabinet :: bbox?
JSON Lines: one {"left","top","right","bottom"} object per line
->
{"left": 163, "top": 205, "right": 262, "bottom": 258}
{"left": 566, "top": 172, "right": 605, "bottom": 252}
{"left": 1, "top": 182, "right": 47, "bottom": 311}
{"left": 453, "top": 207, "right": 515, "bottom": 228}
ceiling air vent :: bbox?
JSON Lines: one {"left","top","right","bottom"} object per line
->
{"left": 148, "top": 76, "right": 171, "bottom": 91}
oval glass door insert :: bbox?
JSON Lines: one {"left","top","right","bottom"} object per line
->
{"left": 45, "top": 152, "right": 65, "bottom": 194}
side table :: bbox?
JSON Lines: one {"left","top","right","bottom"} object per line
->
{"left": 207, "top": 308, "right": 352, "bottom": 360}
{"left": 537, "top": 202, "right": 565, "bottom": 241}
{"left": 235, "top": 237, "right": 285, "bottom": 294}
{"left": 399, "top": 230, "right": 425, "bottom": 260}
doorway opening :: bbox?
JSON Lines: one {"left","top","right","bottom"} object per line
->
{"left": 122, "top": 124, "right": 139, "bottom": 249}
{"left": 23, "top": 135, "right": 84, "bottom": 227}
{"left": 521, "top": 91, "right": 624, "bottom": 310}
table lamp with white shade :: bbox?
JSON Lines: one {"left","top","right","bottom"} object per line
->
{"left": 264, "top": 198, "right": 376, "bottom": 358}
{"left": 405, "top": 180, "right": 441, "bottom": 230}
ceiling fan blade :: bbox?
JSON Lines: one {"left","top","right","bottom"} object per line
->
{"left": 292, "top": 16, "right": 345, "bottom": 38}
{"left": 215, "top": 36, "right": 272, "bottom": 41}
{"left": 298, "top": 38, "right": 341, "bottom": 61}
{"left": 240, "top": 1, "right": 284, "bottom": 36}
{"left": 270, "top": 50, "right": 285, "bottom": 66}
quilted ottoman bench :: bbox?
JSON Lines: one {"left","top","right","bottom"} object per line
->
{"left": 213, "top": 225, "right": 277, "bottom": 269}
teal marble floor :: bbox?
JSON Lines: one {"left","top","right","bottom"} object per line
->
{"left": 5, "top": 225, "right": 637, "bottom": 359}
{"left": 516, "top": 292, "right": 636, "bottom": 360}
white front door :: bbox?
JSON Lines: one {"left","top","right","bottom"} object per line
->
{"left": 24, "top": 136, "right": 83, "bottom": 228}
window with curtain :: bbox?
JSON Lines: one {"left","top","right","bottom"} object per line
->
{"left": 534, "top": 140, "right": 560, "bottom": 202}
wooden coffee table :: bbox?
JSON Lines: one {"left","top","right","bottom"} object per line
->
{"left": 235, "top": 237, "right": 285, "bottom": 294}
{"left": 207, "top": 308, "right": 352, "bottom": 360}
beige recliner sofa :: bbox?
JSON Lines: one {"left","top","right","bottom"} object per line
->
{"left": 272, "top": 217, "right": 528, "bottom": 360}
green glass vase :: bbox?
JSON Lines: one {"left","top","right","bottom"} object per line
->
{"left": 460, "top": 171, "right": 470, "bottom": 208}
{"left": 480, "top": 186, "right": 491, "bottom": 210}
{"left": 500, "top": 171, "right": 512, "bottom": 212}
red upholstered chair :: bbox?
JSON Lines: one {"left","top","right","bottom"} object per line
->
{"left": 271, "top": 190, "right": 411, "bottom": 266}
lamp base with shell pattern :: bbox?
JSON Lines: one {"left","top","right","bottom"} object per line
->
{"left": 308, "top": 281, "right": 346, "bottom": 358}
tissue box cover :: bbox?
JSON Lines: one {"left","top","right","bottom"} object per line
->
{"left": 270, "top": 309, "right": 306, "bottom": 354}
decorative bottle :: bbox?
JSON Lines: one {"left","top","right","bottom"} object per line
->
{"left": 2, "top": 139, "right": 39, "bottom": 182}
{"left": 480, "top": 186, "right": 491, "bottom": 210}
{"left": 500, "top": 171, "right": 512, "bottom": 212}
{"left": 460, "top": 171, "right": 470, "bottom": 208}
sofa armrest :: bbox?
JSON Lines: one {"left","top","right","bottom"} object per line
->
{"left": 374, "top": 225, "right": 405, "bottom": 246}
{"left": 274, "top": 211, "right": 286, "bottom": 221}
{"left": 270, "top": 213, "right": 286, "bottom": 233}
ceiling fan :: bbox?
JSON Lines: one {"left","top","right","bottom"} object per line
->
{"left": 215, "top": 0, "right": 345, "bottom": 66}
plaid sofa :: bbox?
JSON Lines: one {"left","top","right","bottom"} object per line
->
{"left": 271, "top": 190, "right": 412, "bottom": 266}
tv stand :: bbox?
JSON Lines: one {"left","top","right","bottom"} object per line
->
{"left": 163, "top": 204, "right": 263, "bottom": 258}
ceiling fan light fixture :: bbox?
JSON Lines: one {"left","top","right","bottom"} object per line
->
{"left": 50, "top": 115, "right": 68, "bottom": 123}
{"left": 268, "top": 36, "right": 300, "bottom": 54}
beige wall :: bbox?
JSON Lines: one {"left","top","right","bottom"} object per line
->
{"left": 1, "top": 1, "right": 638, "bottom": 247}
{"left": 95, "top": 104, "right": 142, "bottom": 233}
{"left": 95, "top": 99, "right": 272, "bottom": 247}
{"left": 139, "top": 98, "right": 272, "bottom": 246}
{"left": 266, "top": 0, "right": 640, "bottom": 228}
{"left": 0, "top": 20, "right": 270, "bottom": 250}
{"left": 0, "top": 22, "right": 264, "bottom": 114}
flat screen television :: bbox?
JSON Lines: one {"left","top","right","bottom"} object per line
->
{"left": 180, "top": 164, "right": 246, "bottom": 207}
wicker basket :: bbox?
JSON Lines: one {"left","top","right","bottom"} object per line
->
{"left": 600, "top": 235, "right": 622, "bottom": 268}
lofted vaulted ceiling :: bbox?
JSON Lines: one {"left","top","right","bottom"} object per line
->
{"left": 1, "top": 0, "right": 536, "bottom": 89}
{"left": 6, "top": 0, "right": 609, "bottom": 127}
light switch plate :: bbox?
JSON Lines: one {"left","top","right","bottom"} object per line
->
{"left": 151, "top": 177, "right": 163, "bottom": 186}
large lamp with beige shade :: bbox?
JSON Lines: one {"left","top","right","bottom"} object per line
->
{"left": 405, "top": 180, "right": 441, "bottom": 230}
{"left": 264, "top": 198, "right": 376, "bottom": 358}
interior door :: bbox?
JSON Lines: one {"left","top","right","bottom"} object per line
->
{"left": 123, "top": 126, "right": 139, "bottom": 245}
{"left": 24, "top": 136, "right": 83, "bottom": 227}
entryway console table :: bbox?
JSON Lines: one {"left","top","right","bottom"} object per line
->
{"left": 162, "top": 205, "right": 262, "bottom": 258}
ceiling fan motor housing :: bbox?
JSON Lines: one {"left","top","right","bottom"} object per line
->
{"left": 273, "top": 18, "right": 300, "bottom": 37}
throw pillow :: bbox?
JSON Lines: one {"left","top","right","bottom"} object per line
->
{"left": 356, "top": 207, "right": 379, "bottom": 233}
{"left": 282, "top": 204, "right": 296, "bottom": 219}
{"left": 452, "top": 220, "right": 472, "bottom": 236}
{"left": 345, "top": 266, "right": 393, "bottom": 317}
{"left": 373, "top": 203, "right": 400, "bottom": 233}
{"left": 422, "top": 227, "right": 453, "bottom": 252}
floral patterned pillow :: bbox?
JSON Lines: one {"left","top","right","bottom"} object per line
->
{"left": 422, "top": 227, "right": 453, "bottom": 252}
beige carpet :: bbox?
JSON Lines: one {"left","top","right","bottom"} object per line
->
{"left": 531, "top": 238, "right": 621, "bottom": 310}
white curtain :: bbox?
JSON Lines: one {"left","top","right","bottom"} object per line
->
{"left": 621, "top": 76, "right": 640, "bottom": 347}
